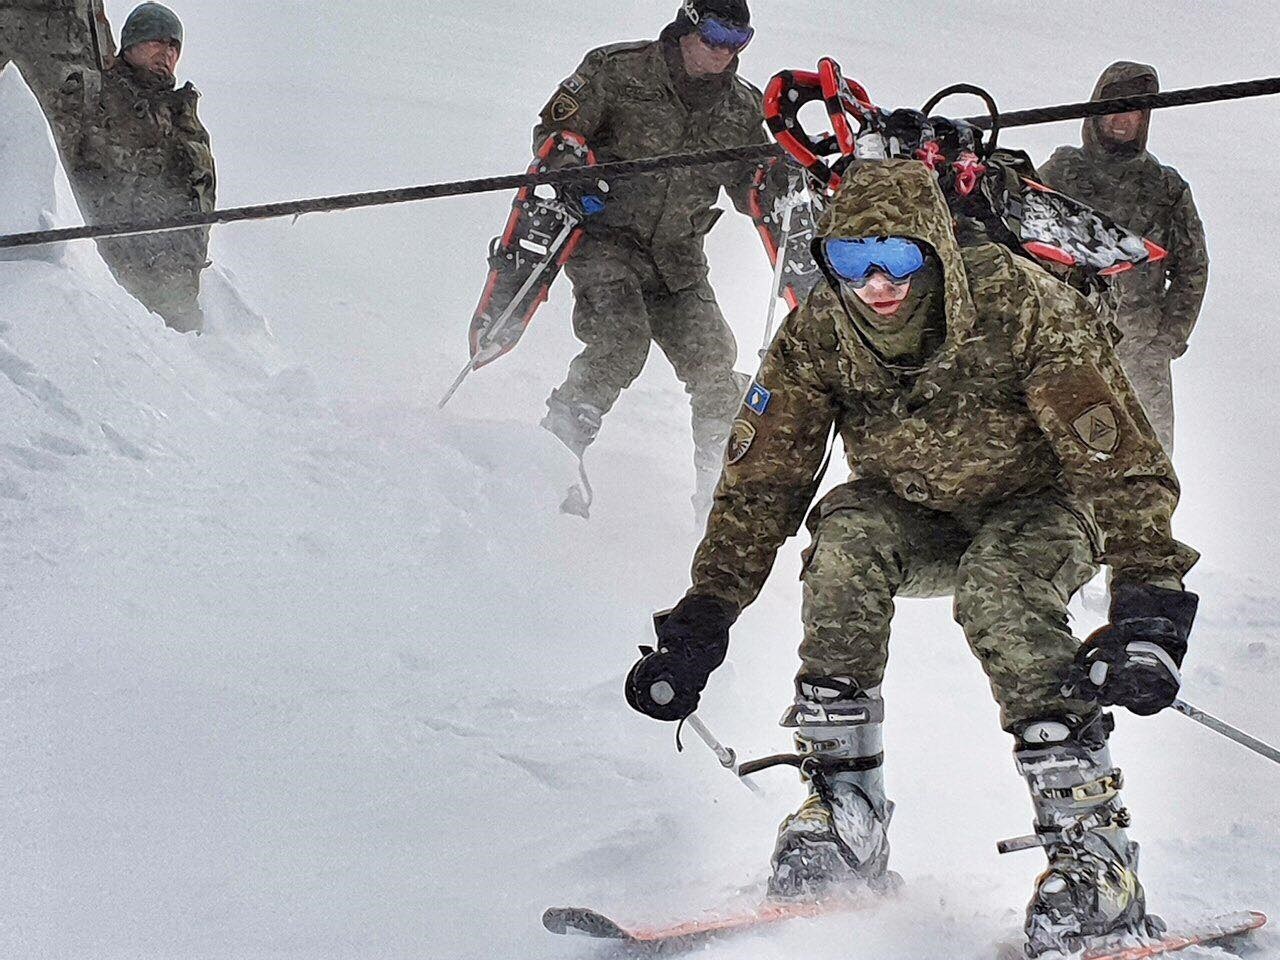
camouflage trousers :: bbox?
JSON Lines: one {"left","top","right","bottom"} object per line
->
{"left": 553, "top": 237, "right": 743, "bottom": 475}
{"left": 799, "top": 483, "right": 1100, "bottom": 731}
{"left": 1115, "top": 337, "right": 1175, "bottom": 455}
{"left": 98, "top": 236, "right": 206, "bottom": 334}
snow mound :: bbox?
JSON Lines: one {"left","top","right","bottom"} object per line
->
{"left": 0, "top": 62, "right": 106, "bottom": 284}
{"left": 0, "top": 65, "right": 261, "bottom": 510}
{"left": 0, "top": 62, "right": 717, "bottom": 957}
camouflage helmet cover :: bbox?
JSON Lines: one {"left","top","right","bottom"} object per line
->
{"left": 121, "top": 2, "right": 184, "bottom": 51}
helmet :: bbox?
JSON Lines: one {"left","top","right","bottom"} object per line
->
{"left": 671, "top": 0, "right": 751, "bottom": 37}
{"left": 120, "top": 2, "right": 184, "bottom": 51}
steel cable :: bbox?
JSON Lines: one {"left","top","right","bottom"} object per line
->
{"left": 1, "top": 75, "right": 1277, "bottom": 251}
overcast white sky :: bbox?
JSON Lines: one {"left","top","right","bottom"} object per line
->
{"left": 99, "top": 0, "right": 1280, "bottom": 584}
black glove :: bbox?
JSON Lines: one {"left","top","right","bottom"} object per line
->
{"left": 625, "top": 595, "right": 737, "bottom": 722}
{"left": 1070, "top": 581, "right": 1198, "bottom": 716}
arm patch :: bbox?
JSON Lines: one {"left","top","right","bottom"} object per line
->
{"left": 726, "top": 419, "right": 757, "bottom": 465}
{"left": 1027, "top": 364, "right": 1133, "bottom": 457}
{"left": 547, "top": 91, "right": 580, "bottom": 122}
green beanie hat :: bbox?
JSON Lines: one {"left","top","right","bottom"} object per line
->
{"left": 121, "top": 3, "right": 184, "bottom": 51}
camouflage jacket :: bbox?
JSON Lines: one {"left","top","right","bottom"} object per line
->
{"left": 1038, "top": 62, "right": 1208, "bottom": 356}
{"left": 56, "top": 60, "right": 216, "bottom": 268}
{"left": 534, "top": 36, "right": 770, "bottom": 289}
{"left": 0, "top": 0, "right": 114, "bottom": 111}
{"left": 689, "top": 160, "right": 1197, "bottom": 611}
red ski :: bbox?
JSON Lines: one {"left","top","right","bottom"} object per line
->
{"left": 1081, "top": 911, "right": 1266, "bottom": 960}
{"left": 542, "top": 896, "right": 872, "bottom": 947}
{"left": 993, "top": 911, "right": 1267, "bottom": 960}
{"left": 545, "top": 902, "right": 1264, "bottom": 957}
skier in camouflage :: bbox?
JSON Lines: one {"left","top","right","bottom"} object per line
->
{"left": 55, "top": 2, "right": 215, "bottom": 333}
{"left": 625, "top": 160, "right": 1199, "bottom": 956}
{"left": 1039, "top": 63, "right": 1209, "bottom": 454}
{"left": 532, "top": 0, "right": 775, "bottom": 520}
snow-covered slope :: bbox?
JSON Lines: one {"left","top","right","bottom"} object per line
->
{"left": 6, "top": 3, "right": 1280, "bottom": 957}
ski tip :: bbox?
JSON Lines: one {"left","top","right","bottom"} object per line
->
{"left": 542, "top": 907, "right": 632, "bottom": 940}
{"left": 1212, "top": 910, "right": 1269, "bottom": 933}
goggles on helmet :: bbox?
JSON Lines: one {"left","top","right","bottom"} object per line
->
{"left": 682, "top": 2, "right": 754, "bottom": 50}
{"left": 697, "top": 17, "right": 754, "bottom": 49}
{"left": 822, "top": 237, "right": 926, "bottom": 287}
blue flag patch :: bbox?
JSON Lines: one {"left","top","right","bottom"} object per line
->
{"left": 745, "top": 382, "right": 772, "bottom": 416}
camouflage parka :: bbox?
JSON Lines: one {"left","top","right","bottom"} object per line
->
{"left": 1038, "top": 62, "right": 1208, "bottom": 357}
{"left": 55, "top": 58, "right": 215, "bottom": 279}
{"left": 689, "top": 160, "right": 1197, "bottom": 611}
{"left": 533, "top": 32, "right": 771, "bottom": 291}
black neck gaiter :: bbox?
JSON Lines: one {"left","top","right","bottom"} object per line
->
{"left": 662, "top": 39, "right": 732, "bottom": 111}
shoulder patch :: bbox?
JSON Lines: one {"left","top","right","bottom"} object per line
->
{"left": 560, "top": 72, "right": 587, "bottom": 94}
{"left": 548, "top": 91, "right": 580, "bottom": 122}
{"left": 744, "top": 381, "right": 772, "bottom": 416}
{"left": 726, "top": 419, "right": 757, "bottom": 465}
{"left": 1072, "top": 403, "right": 1120, "bottom": 454}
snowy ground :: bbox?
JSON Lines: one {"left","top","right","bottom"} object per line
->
{"left": 4, "top": 2, "right": 1280, "bottom": 957}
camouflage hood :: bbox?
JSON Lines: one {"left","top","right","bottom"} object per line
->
{"left": 816, "top": 159, "right": 977, "bottom": 351}
{"left": 1083, "top": 61, "right": 1159, "bottom": 156}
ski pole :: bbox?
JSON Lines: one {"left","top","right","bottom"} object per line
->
{"left": 759, "top": 194, "right": 796, "bottom": 359}
{"left": 1171, "top": 698, "right": 1280, "bottom": 767}
{"left": 683, "top": 713, "right": 765, "bottom": 798}
{"left": 1067, "top": 634, "right": 1280, "bottom": 769}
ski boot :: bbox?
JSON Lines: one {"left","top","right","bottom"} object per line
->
{"left": 768, "top": 678, "right": 895, "bottom": 900}
{"left": 1008, "top": 715, "right": 1159, "bottom": 956}
{"left": 541, "top": 391, "right": 602, "bottom": 460}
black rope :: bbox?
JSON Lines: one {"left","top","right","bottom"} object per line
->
{"left": 970, "top": 75, "right": 1280, "bottom": 130}
{"left": 1, "top": 75, "right": 1277, "bottom": 251}
{"left": 0, "top": 143, "right": 776, "bottom": 250}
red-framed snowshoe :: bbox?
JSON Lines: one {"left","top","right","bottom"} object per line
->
{"left": 440, "top": 131, "right": 601, "bottom": 407}
{"left": 761, "top": 59, "right": 1166, "bottom": 281}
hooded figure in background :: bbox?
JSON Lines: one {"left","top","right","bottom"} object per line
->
{"left": 1039, "top": 62, "right": 1209, "bottom": 454}
{"left": 531, "top": 0, "right": 781, "bottom": 523}
{"left": 55, "top": 2, "right": 215, "bottom": 334}
{"left": 625, "top": 160, "right": 1200, "bottom": 956}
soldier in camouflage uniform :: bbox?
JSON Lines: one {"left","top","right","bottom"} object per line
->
{"left": 1039, "top": 63, "right": 1209, "bottom": 454}
{"left": 533, "top": 0, "right": 775, "bottom": 518}
{"left": 55, "top": 2, "right": 215, "bottom": 333}
{"left": 0, "top": 0, "right": 114, "bottom": 110}
{"left": 624, "top": 161, "right": 1200, "bottom": 955}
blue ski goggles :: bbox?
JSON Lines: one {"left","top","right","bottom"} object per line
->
{"left": 821, "top": 237, "right": 927, "bottom": 287}
{"left": 696, "top": 16, "right": 754, "bottom": 50}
